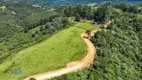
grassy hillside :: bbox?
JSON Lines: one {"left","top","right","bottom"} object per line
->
{"left": 0, "top": 20, "right": 99, "bottom": 80}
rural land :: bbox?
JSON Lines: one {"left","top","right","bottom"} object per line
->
{"left": 0, "top": 0, "right": 142, "bottom": 80}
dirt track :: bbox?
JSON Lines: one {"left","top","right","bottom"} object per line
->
{"left": 24, "top": 21, "right": 111, "bottom": 80}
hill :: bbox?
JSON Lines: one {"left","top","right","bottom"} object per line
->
{"left": 0, "top": 1, "right": 142, "bottom": 80}
{"left": 0, "top": 20, "right": 99, "bottom": 80}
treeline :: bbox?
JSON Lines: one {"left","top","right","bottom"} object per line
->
{"left": 58, "top": 4, "right": 122, "bottom": 23}
{"left": 58, "top": 5, "right": 95, "bottom": 20}
{"left": 24, "top": 11, "right": 63, "bottom": 33}
{"left": 58, "top": 3, "right": 142, "bottom": 23}
{"left": 114, "top": 3, "right": 142, "bottom": 14}
{"left": 52, "top": 3, "right": 142, "bottom": 80}
{"left": 94, "top": 4, "right": 115, "bottom": 23}
{"left": 40, "top": 17, "right": 70, "bottom": 34}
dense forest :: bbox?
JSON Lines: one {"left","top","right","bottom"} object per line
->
{"left": 52, "top": 3, "right": 142, "bottom": 80}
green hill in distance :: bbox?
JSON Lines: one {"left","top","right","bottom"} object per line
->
{"left": 1, "top": 0, "right": 142, "bottom": 5}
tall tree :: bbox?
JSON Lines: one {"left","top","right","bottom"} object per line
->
{"left": 75, "top": 13, "right": 81, "bottom": 22}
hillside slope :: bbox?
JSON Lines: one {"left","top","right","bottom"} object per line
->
{"left": 0, "top": 20, "right": 99, "bottom": 80}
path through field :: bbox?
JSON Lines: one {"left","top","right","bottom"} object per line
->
{"left": 24, "top": 21, "right": 112, "bottom": 80}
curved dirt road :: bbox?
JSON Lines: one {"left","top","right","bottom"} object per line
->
{"left": 24, "top": 21, "right": 111, "bottom": 80}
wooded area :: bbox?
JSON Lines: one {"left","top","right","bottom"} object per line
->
{"left": 0, "top": 2, "right": 70, "bottom": 63}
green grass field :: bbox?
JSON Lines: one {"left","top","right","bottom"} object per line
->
{"left": 0, "top": 20, "right": 99, "bottom": 80}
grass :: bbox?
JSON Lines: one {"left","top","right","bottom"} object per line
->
{"left": 0, "top": 20, "right": 99, "bottom": 80}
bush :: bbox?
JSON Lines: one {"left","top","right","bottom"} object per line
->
{"left": 30, "top": 78, "right": 36, "bottom": 80}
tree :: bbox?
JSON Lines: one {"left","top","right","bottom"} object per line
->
{"left": 86, "top": 30, "right": 91, "bottom": 36}
{"left": 75, "top": 13, "right": 81, "bottom": 22}
{"left": 100, "top": 26, "right": 105, "bottom": 29}
{"left": 34, "top": 30, "right": 39, "bottom": 34}
{"left": 62, "top": 18, "right": 70, "bottom": 27}
{"left": 24, "top": 27, "right": 29, "bottom": 33}
{"left": 31, "top": 32, "right": 36, "bottom": 38}
{"left": 40, "top": 25, "right": 45, "bottom": 31}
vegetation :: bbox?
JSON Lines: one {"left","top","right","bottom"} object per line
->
{"left": 59, "top": 4, "right": 94, "bottom": 20}
{"left": 0, "top": 1, "right": 142, "bottom": 80}
{"left": 75, "top": 13, "right": 81, "bottom": 22}
{"left": 0, "top": 20, "right": 98, "bottom": 80}
{"left": 85, "top": 30, "right": 91, "bottom": 36}
{"left": 52, "top": 3, "right": 142, "bottom": 80}
{"left": 114, "top": 3, "right": 142, "bottom": 14}
{"left": 0, "top": 2, "right": 71, "bottom": 62}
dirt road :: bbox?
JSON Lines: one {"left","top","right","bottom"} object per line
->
{"left": 24, "top": 21, "right": 111, "bottom": 80}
